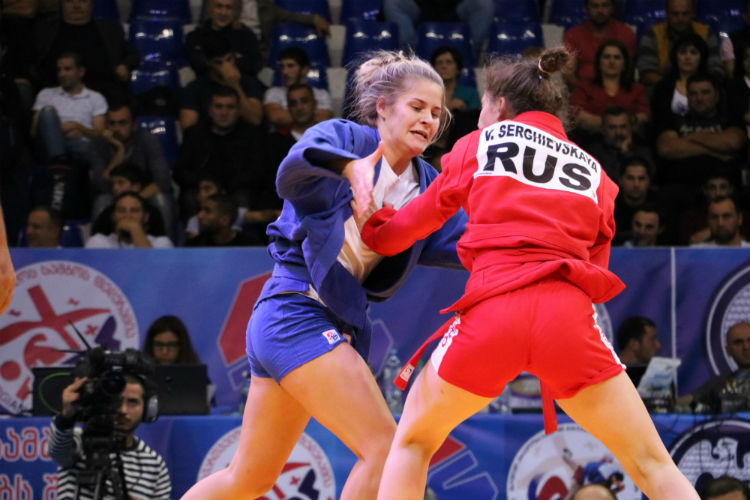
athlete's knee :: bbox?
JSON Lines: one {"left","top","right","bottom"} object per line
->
{"left": 227, "top": 459, "right": 282, "bottom": 494}
{"left": 353, "top": 420, "right": 397, "bottom": 463}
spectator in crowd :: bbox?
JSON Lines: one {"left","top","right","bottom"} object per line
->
{"left": 675, "top": 322, "right": 750, "bottom": 414}
{"left": 430, "top": 46, "right": 480, "bottom": 113}
{"left": 587, "top": 107, "right": 655, "bottom": 182}
{"left": 0, "top": 32, "right": 33, "bottom": 245}
{"left": 623, "top": 204, "right": 666, "bottom": 247}
{"left": 187, "top": 0, "right": 262, "bottom": 78}
{"left": 85, "top": 191, "right": 173, "bottom": 248}
{"left": 616, "top": 316, "right": 662, "bottom": 366}
{"left": 183, "top": 173, "right": 280, "bottom": 242}
{"left": 613, "top": 157, "right": 660, "bottom": 244}
{"left": 426, "top": 46, "right": 480, "bottom": 170}
{"left": 267, "top": 83, "right": 318, "bottom": 173}
{"left": 570, "top": 40, "right": 649, "bottom": 140}
{"left": 31, "top": 51, "right": 107, "bottom": 164}
{"left": 263, "top": 46, "right": 332, "bottom": 129}
{"left": 572, "top": 482, "right": 617, "bottom": 500}
{"left": 239, "top": 0, "right": 330, "bottom": 62}
{"left": 89, "top": 101, "right": 174, "bottom": 229}
{"left": 32, "top": 0, "right": 140, "bottom": 99}
{"left": 651, "top": 34, "right": 710, "bottom": 130}
{"left": 0, "top": 0, "right": 58, "bottom": 85}
{"left": 186, "top": 192, "right": 257, "bottom": 246}
{"left": 25, "top": 205, "right": 63, "bottom": 248}
{"left": 690, "top": 196, "right": 749, "bottom": 247}
{"left": 701, "top": 475, "right": 750, "bottom": 500}
{"left": 383, "top": 0, "right": 493, "bottom": 58}
{"left": 47, "top": 374, "right": 171, "bottom": 500}
{"left": 680, "top": 169, "right": 748, "bottom": 244}
{"left": 180, "top": 31, "right": 264, "bottom": 130}
{"left": 636, "top": 0, "right": 722, "bottom": 86}
{"left": 175, "top": 86, "right": 269, "bottom": 221}
{"left": 89, "top": 163, "right": 167, "bottom": 239}
{"left": 562, "top": 0, "right": 637, "bottom": 85}
{"left": 655, "top": 73, "right": 747, "bottom": 193}
{"left": 143, "top": 315, "right": 201, "bottom": 365}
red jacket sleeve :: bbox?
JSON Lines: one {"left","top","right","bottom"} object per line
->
{"left": 589, "top": 174, "right": 618, "bottom": 269}
{"left": 361, "top": 133, "right": 476, "bottom": 256}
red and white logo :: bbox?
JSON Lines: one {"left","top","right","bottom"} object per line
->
{"left": 198, "top": 428, "right": 337, "bottom": 500}
{"left": 322, "top": 329, "right": 341, "bottom": 345}
{"left": 0, "top": 261, "right": 138, "bottom": 414}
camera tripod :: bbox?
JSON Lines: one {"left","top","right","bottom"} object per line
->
{"left": 74, "top": 432, "right": 129, "bottom": 500}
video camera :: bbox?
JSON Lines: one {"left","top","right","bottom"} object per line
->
{"left": 71, "top": 346, "right": 156, "bottom": 438}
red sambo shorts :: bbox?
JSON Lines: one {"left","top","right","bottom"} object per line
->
{"left": 430, "top": 278, "right": 624, "bottom": 400}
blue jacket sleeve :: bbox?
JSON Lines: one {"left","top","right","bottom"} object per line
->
{"left": 419, "top": 209, "right": 467, "bottom": 269}
{"left": 276, "top": 119, "right": 380, "bottom": 215}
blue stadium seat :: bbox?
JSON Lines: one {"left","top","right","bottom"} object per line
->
{"left": 704, "top": 13, "right": 747, "bottom": 38}
{"left": 93, "top": 0, "right": 120, "bottom": 22}
{"left": 697, "top": 0, "right": 746, "bottom": 22}
{"left": 130, "top": 0, "right": 191, "bottom": 22}
{"left": 342, "top": 20, "right": 399, "bottom": 67}
{"left": 129, "top": 19, "right": 186, "bottom": 67}
{"left": 697, "top": 0, "right": 746, "bottom": 37}
{"left": 340, "top": 0, "right": 383, "bottom": 22}
{"left": 416, "top": 22, "right": 474, "bottom": 67}
{"left": 275, "top": 0, "right": 331, "bottom": 22}
{"left": 487, "top": 20, "right": 544, "bottom": 57}
{"left": 60, "top": 221, "right": 85, "bottom": 248}
{"left": 268, "top": 22, "right": 331, "bottom": 67}
{"left": 548, "top": 0, "right": 587, "bottom": 27}
{"left": 416, "top": 22, "right": 475, "bottom": 86}
{"left": 137, "top": 116, "right": 179, "bottom": 167}
{"left": 130, "top": 63, "right": 180, "bottom": 95}
{"left": 494, "top": 0, "right": 540, "bottom": 23}
{"left": 623, "top": 0, "right": 665, "bottom": 28}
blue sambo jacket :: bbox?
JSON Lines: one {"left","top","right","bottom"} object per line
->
{"left": 260, "top": 119, "right": 467, "bottom": 358}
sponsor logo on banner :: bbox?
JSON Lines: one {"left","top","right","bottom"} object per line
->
{"left": 704, "top": 264, "right": 750, "bottom": 374}
{"left": 0, "top": 261, "right": 137, "bottom": 414}
{"left": 507, "top": 423, "right": 641, "bottom": 500}
{"left": 669, "top": 418, "right": 750, "bottom": 493}
{"left": 198, "top": 428, "right": 336, "bottom": 500}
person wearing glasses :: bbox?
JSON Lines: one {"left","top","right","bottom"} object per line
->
{"left": 142, "top": 315, "right": 201, "bottom": 365}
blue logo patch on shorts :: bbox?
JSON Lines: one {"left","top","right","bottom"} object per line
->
{"left": 322, "top": 329, "right": 341, "bottom": 344}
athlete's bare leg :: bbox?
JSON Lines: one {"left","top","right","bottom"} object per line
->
{"left": 377, "top": 363, "right": 493, "bottom": 500}
{"left": 556, "top": 372, "right": 699, "bottom": 499}
{"left": 182, "top": 342, "right": 396, "bottom": 500}
{"left": 181, "top": 375, "right": 311, "bottom": 499}
{"left": 282, "top": 342, "right": 397, "bottom": 499}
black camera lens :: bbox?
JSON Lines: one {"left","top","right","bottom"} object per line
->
{"left": 100, "top": 373, "right": 125, "bottom": 397}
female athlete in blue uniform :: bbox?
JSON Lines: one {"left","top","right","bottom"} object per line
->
{"left": 181, "top": 51, "right": 466, "bottom": 500}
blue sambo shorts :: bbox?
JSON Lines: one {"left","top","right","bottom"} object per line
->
{"left": 246, "top": 292, "right": 353, "bottom": 381}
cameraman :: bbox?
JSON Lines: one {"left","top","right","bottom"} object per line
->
{"left": 47, "top": 375, "right": 172, "bottom": 500}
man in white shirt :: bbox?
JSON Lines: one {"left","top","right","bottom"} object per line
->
{"left": 86, "top": 191, "right": 173, "bottom": 248}
{"left": 31, "top": 51, "right": 107, "bottom": 163}
{"left": 263, "top": 46, "right": 332, "bottom": 128}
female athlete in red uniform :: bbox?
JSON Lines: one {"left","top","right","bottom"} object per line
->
{"left": 357, "top": 47, "right": 699, "bottom": 500}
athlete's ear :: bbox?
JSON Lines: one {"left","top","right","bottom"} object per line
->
{"left": 497, "top": 97, "right": 513, "bottom": 121}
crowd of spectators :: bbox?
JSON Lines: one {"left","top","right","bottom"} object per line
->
{"left": 1, "top": 0, "right": 748, "bottom": 249}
